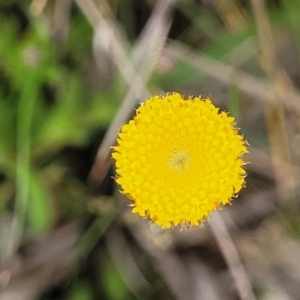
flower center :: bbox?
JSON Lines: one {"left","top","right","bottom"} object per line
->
{"left": 168, "top": 149, "right": 191, "bottom": 172}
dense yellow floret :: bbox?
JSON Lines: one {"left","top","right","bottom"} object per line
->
{"left": 112, "top": 93, "right": 248, "bottom": 228}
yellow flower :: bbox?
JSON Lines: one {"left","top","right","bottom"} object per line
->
{"left": 112, "top": 93, "right": 248, "bottom": 228}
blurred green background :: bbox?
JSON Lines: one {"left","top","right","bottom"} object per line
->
{"left": 1, "top": 0, "right": 300, "bottom": 299}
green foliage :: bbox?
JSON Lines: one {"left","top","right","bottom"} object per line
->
{"left": 0, "top": 9, "right": 117, "bottom": 234}
{"left": 27, "top": 168, "right": 52, "bottom": 231}
{"left": 67, "top": 282, "right": 94, "bottom": 300}
{"left": 102, "top": 257, "right": 135, "bottom": 300}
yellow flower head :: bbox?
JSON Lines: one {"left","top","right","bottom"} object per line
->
{"left": 112, "top": 93, "right": 248, "bottom": 228}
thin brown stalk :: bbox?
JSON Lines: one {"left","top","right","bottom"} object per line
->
{"left": 213, "top": 0, "right": 247, "bottom": 32}
{"left": 210, "top": 212, "right": 257, "bottom": 300}
{"left": 250, "top": 0, "right": 295, "bottom": 202}
{"left": 52, "top": 0, "right": 71, "bottom": 42}
{"left": 129, "top": 222, "right": 193, "bottom": 300}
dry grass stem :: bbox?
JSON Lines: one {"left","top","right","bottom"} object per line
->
{"left": 52, "top": 0, "right": 71, "bottom": 42}
{"left": 213, "top": 0, "right": 247, "bottom": 32}
{"left": 167, "top": 41, "right": 300, "bottom": 113}
{"left": 129, "top": 223, "right": 193, "bottom": 300}
{"left": 210, "top": 212, "right": 257, "bottom": 300}
{"left": 245, "top": 146, "right": 300, "bottom": 180}
{"left": 251, "top": 0, "right": 295, "bottom": 202}
{"left": 85, "top": 0, "right": 176, "bottom": 185}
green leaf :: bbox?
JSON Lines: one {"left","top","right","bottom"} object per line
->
{"left": 67, "top": 282, "right": 94, "bottom": 300}
{"left": 27, "top": 169, "right": 52, "bottom": 232}
{"left": 102, "top": 258, "right": 133, "bottom": 300}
